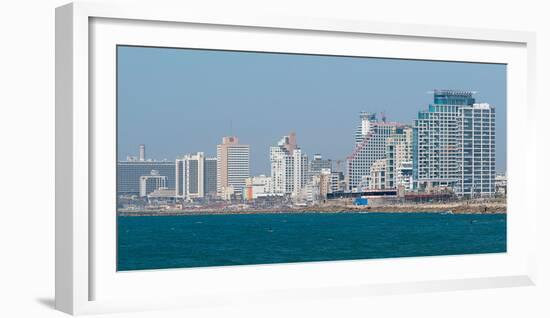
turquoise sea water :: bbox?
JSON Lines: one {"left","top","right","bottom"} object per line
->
{"left": 117, "top": 212, "right": 506, "bottom": 271}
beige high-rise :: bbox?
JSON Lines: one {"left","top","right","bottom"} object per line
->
{"left": 216, "top": 136, "right": 250, "bottom": 198}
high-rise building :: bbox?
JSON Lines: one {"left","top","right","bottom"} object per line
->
{"left": 270, "top": 132, "right": 309, "bottom": 196}
{"left": 175, "top": 158, "right": 186, "bottom": 199}
{"left": 413, "top": 90, "right": 495, "bottom": 197}
{"left": 457, "top": 103, "right": 495, "bottom": 196}
{"left": 346, "top": 112, "right": 401, "bottom": 191}
{"left": 292, "top": 148, "right": 309, "bottom": 196}
{"left": 413, "top": 90, "right": 466, "bottom": 191}
{"left": 216, "top": 136, "right": 250, "bottom": 198}
{"left": 177, "top": 153, "right": 217, "bottom": 200}
{"left": 184, "top": 152, "right": 205, "bottom": 199}
{"left": 139, "top": 170, "right": 167, "bottom": 197}
{"left": 139, "top": 144, "right": 146, "bottom": 161}
{"left": 270, "top": 133, "right": 297, "bottom": 195}
{"left": 204, "top": 157, "right": 218, "bottom": 196}
{"left": 318, "top": 168, "right": 332, "bottom": 199}
{"left": 386, "top": 126, "right": 413, "bottom": 190}
{"left": 308, "top": 154, "right": 332, "bottom": 181}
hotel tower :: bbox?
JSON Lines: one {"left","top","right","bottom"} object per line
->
{"left": 216, "top": 136, "right": 250, "bottom": 198}
{"left": 413, "top": 90, "right": 495, "bottom": 197}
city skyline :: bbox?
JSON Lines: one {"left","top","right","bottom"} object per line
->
{"left": 118, "top": 107, "right": 501, "bottom": 179}
{"left": 117, "top": 46, "right": 506, "bottom": 175}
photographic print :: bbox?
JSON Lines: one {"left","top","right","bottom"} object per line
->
{"left": 116, "top": 46, "right": 506, "bottom": 271}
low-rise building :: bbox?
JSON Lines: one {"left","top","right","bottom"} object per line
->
{"left": 495, "top": 173, "right": 507, "bottom": 196}
{"left": 139, "top": 170, "right": 167, "bottom": 197}
{"left": 147, "top": 188, "right": 176, "bottom": 199}
{"left": 244, "top": 175, "right": 276, "bottom": 200}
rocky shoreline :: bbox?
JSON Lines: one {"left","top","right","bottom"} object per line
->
{"left": 118, "top": 202, "right": 506, "bottom": 216}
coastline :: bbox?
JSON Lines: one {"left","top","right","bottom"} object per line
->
{"left": 117, "top": 202, "right": 506, "bottom": 216}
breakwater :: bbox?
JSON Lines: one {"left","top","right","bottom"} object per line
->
{"left": 117, "top": 202, "right": 506, "bottom": 216}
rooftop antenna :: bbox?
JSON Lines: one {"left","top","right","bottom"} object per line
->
{"left": 229, "top": 119, "right": 233, "bottom": 136}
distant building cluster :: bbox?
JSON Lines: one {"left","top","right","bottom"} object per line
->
{"left": 117, "top": 90, "right": 502, "bottom": 205}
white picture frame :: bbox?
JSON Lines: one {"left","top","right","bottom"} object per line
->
{"left": 55, "top": 1, "right": 537, "bottom": 315}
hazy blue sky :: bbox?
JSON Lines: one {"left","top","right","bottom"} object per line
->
{"left": 117, "top": 46, "right": 507, "bottom": 175}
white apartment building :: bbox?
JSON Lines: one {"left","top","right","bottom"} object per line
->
{"left": 456, "top": 103, "right": 496, "bottom": 196}
{"left": 139, "top": 170, "right": 167, "bottom": 197}
{"left": 386, "top": 126, "right": 413, "bottom": 190}
{"left": 346, "top": 112, "right": 402, "bottom": 191}
{"left": 369, "top": 159, "right": 387, "bottom": 190}
{"left": 292, "top": 148, "right": 308, "bottom": 197}
{"left": 184, "top": 152, "right": 205, "bottom": 199}
{"left": 270, "top": 132, "right": 309, "bottom": 196}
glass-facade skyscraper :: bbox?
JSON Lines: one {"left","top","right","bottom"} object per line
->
{"left": 175, "top": 158, "right": 186, "bottom": 198}
{"left": 204, "top": 157, "right": 218, "bottom": 196}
